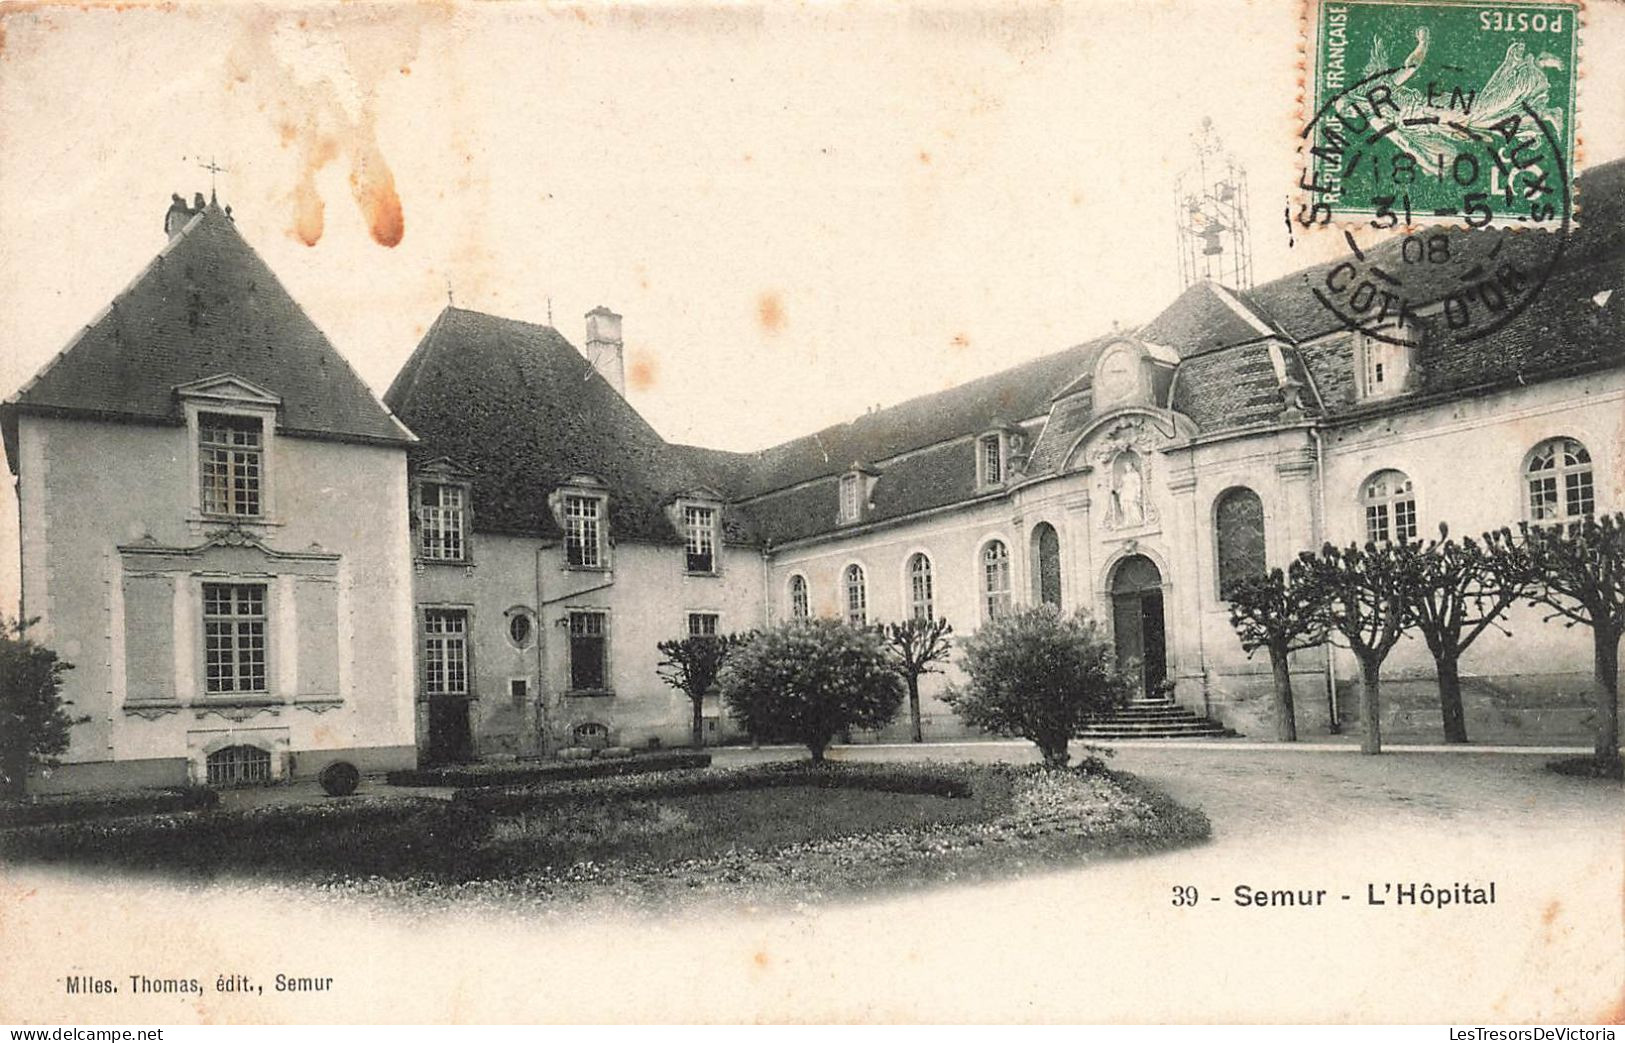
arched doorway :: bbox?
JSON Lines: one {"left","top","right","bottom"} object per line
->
{"left": 1111, "top": 554, "right": 1166, "bottom": 699}
{"left": 1032, "top": 523, "right": 1062, "bottom": 609}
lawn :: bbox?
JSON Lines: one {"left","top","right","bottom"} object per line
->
{"left": 0, "top": 761, "right": 1210, "bottom": 910}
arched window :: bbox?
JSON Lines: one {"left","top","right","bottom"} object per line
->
{"left": 1215, "top": 487, "right": 1267, "bottom": 596}
{"left": 907, "top": 553, "right": 935, "bottom": 620}
{"left": 205, "top": 744, "right": 272, "bottom": 787}
{"left": 1527, "top": 438, "right": 1594, "bottom": 522}
{"left": 981, "top": 540, "right": 1012, "bottom": 620}
{"left": 1032, "top": 523, "right": 1062, "bottom": 608}
{"left": 1362, "top": 470, "right": 1417, "bottom": 542}
{"left": 573, "top": 722, "right": 610, "bottom": 749}
{"left": 844, "top": 564, "right": 867, "bottom": 625}
{"left": 788, "top": 574, "right": 810, "bottom": 619}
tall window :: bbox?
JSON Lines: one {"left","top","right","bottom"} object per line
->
{"left": 683, "top": 505, "right": 717, "bottom": 573}
{"left": 423, "top": 610, "right": 469, "bottom": 696}
{"left": 1527, "top": 438, "right": 1594, "bottom": 522}
{"left": 1033, "top": 522, "right": 1062, "bottom": 608}
{"left": 1363, "top": 470, "right": 1417, "bottom": 542}
{"left": 907, "top": 553, "right": 935, "bottom": 620}
{"left": 844, "top": 564, "right": 867, "bottom": 625}
{"left": 569, "top": 611, "right": 608, "bottom": 690}
{"left": 789, "top": 575, "right": 810, "bottom": 619}
{"left": 839, "top": 474, "right": 862, "bottom": 523}
{"left": 1358, "top": 334, "right": 1410, "bottom": 398}
{"left": 980, "top": 434, "right": 1004, "bottom": 487}
{"left": 565, "top": 495, "right": 604, "bottom": 567}
{"left": 419, "top": 483, "right": 466, "bottom": 560}
{"left": 687, "top": 612, "right": 719, "bottom": 637}
{"left": 203, "top": 583, "right": 267, "bottom": 694}
{"left": 1215, "top": 487, "right": 1267, "bottom": 596}
{"left": 981, "top": 540, "right": 1011, "bottom": 620}
{"left": 198, "top": 414, "right": 263, "bottom": 517}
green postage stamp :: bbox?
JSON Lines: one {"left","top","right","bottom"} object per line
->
{"left": 1301, "top": 0, "right": 1579, "bottom": 227}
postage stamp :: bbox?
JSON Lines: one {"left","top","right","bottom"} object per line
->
{"left": 1301, "top": 0, "right": 1579, "bottom": 228}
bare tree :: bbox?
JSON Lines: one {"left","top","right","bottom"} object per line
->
{"left": 1223, "top": 563, "right": 1327, "bottom": 742}
{"left": 655, "top": 633, "right": 742, "bottom": 749}
{"left": 879, "top": 617, "right": 954, "bottom": 743}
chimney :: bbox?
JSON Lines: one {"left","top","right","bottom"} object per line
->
{"left": 584, "top": 306, "right": 625, "bottom": 397}
{"left": 164, "top": 193, "right": 193, "bottom": 239}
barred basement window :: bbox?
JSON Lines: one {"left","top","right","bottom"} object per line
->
{"left": 1527, "top": 438, "right": 1594, "bottom": 523}
{"left": 844, "top": 564, "right": 867, "bottom": 625}
{"left": 564, "top": 495, "right": 604, "bottom": 568}
{"left": 684, "top": 505, "right": 718, "bottom": 573}
{"left": 206, "top": 745, "right": 272, "bottom": 786}
{"left": 198, "top": 414, "right": 263, "bottom": 517}
{"left": 908, "top": 553, "right": 935, "bottom": 620}
{"left": 203, "top": 583, "right": 267, "bottom": 694}
{"left": 424, "top": 610, "right": 469, "bottom": 696}
{"left": 419, "top": 483, "right": 467, "bottom": 560}
{"left": 1363, "top": 470, "right": 1417, "bottom": 543}
{"left": 573, "top": 722, "right": 610, "bottom": 748}
{"left": 789, "top": 574, "right": 810, "bottom": 619}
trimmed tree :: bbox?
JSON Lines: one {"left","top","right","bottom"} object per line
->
{"left": 1223, "top": 563, "right": 1326, "bottom": 742}
{"left": 943, "top": 605, "right": 1133, "bottom": 768}
{"left": 1296, "top": 542, "right": 1414, "bottom": 755}
{"left": 717, "top": 618, "right": 904, "bottom": 762}
{"left": 879, "top": 617, "right": 954, "bottom": 743}
{"left": 1499, "top": 513, "right": 1625, "bottom": 765}
{"left": 656, "top": 633, "right": 744, "bottom": 749}
{"left": 1399, "top": 525, "right": 1526, "bottom": 744}
{"left": 0, "top": 616, "right": 80, "bottom": 800}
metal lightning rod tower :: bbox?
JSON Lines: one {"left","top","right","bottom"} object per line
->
{"left": 1175, "top": 117, "right": 1254, "bottom": 291}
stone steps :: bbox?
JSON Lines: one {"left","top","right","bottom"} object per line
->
{"left": 1078, "top": 700, "right": 1237, "bottom": 740}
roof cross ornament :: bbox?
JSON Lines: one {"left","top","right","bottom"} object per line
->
{"left": 196, "top": 155, "right": 230, "bottom": 204}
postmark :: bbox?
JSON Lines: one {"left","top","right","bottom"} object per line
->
{"left": 1294, "top": 0, "right": 1582, "bottom": 346}
{"left": 1300, "top": 0, "right": 1579, "bottom": 228}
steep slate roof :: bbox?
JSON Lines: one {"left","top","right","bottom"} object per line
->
{"left": 385, "top": 307, "right": 754, "bottom": 543}
{"left": 1, "top": 202, "right": 413, "bottom": 465}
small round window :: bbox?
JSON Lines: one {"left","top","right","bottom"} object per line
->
{"left": 508, "top": 612, "right": 534, "bottom": 648}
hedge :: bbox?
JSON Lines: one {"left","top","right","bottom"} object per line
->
{"left": 385, "top": 751, "right": 711, "bottom": 789}
{"left": 455, "top": 760, "right": 973, "bottom": 812}
{"left": 0, "top": 787, "right": 220, "bottom": 829}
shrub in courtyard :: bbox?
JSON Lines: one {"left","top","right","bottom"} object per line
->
{"left": 1223, "top": 563, "right": 1326, "bottom": 742}
{"left": 656, "top": 632, "right": 746, "bottom": 748}
{"left": 943, "top": 606, "right": 1133, "bottom": 768}
{"left": 0, "top": 616, "right": 83, "bottom": 799}
{"left": 717, "top": 618, "right": 904, "bottom": 761}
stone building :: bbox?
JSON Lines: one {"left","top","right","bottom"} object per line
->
{"left": 394, "top": 158, "right": 1622, "bottom": 757}
{"left": 1, "top": 194, "right": 419, "bottom": 792}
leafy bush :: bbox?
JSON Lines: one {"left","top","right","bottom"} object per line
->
{"left": 944, "top": 606, "right": 1133, "bottom": 767}
{"left": 718, "top": 619, "right": 904, "bottom": 761}
{"left": 0, "top": 616, "right": 81, "bottom": 799}
{"left": 385, "top": 751, "right": 710, "bottom": 788}
{"left": 319, "top": 761, "right": 361, "bottom": 797}
{"left": 656, "top": 632, "right": 747, "bottom": 748}
{"left": 0, "top": 786, "right": 219, "bottom": 829}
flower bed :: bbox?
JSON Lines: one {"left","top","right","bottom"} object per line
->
{"left": 0, "top": 786, "right": 219, "bottom": 828}
{"left": 385, "top": 750, "right": 711, "bottom": 788}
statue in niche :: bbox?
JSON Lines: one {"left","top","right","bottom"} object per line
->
{"left": 1110, "top": 451, "right": 1145, "bottom": 527}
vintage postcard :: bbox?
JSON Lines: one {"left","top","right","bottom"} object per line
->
{"left": 0, "top": 0, "right": 1620, "bottom": 1026}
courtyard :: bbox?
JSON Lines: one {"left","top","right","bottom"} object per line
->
{"left": 0, "top": 742, "right": 1618, "bottom": 1023}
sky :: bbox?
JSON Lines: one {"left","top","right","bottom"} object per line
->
{"left": 1, "top": 0, "right": 1622, "bottom": 612}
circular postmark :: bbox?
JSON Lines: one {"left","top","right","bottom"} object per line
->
{"left": 1294, "top": 2, "right": 1579, "bottom": 347}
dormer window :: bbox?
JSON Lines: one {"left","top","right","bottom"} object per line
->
{"left": 1357, "top": 330, "right": 1413, "bottom": 399}
{"left": 840, "top": 473, "right": 862, "bottom": 524}
{"left": 564, "top": 495, "right": 605, "bottom": 568}
{"left": 419, "top": 483, "right": 467, "bottom": 561}
{"left": 199, "top": 413, "right": 264, "bottom": 518}
{"left": 977, "top": 432, "right": 1007, "bottom": 489}
{"left": 683, "top": 504, "right": 718, "bottom": 574}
